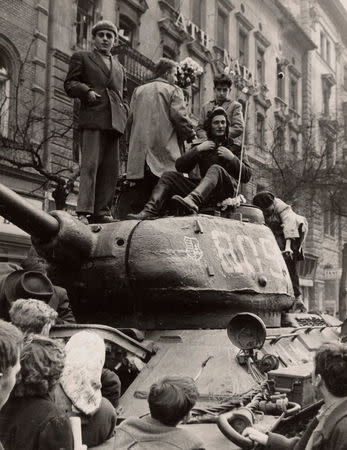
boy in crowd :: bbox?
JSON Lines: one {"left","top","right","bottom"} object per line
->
{"left": 115, "top": 376, "right": 205, "bottom": 449}
{"left": 196, "top": 73, "right": 244, "bottom": 147}
{"left": 243, "top": 342, "right": 347, "bottom": 449}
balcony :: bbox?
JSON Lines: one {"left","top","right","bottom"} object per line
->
{"left": 113, "top": 38, "right": 155, "bottom": 85}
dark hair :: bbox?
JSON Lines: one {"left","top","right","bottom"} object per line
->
{"left": 14, "top": 335, "right": 65, "bottom": 397}
{"left": 314, "top": 343, "right": 347, "bottom": 397}
{"left": 0, "top": 320, "right": 22, "bottom": 374}
{"left": 214, "top": 73, "right": 232, "bottom": 88}
{"left": 203, "top": 107, "right": 229, "bottom": 141}
{"left": 9, "top": 299, "right": 57, "bottom": 335}
{"left": 148, "top": 376, "right": 198, "bottom": 426}
{"left": 253, "top": 191, "right": 275, "bottom": 210}
{"left": 154, "top": 58, "right": 177, "bottom": 79}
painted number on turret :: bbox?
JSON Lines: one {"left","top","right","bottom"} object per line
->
{"left": 211, "top": 230, "right": 284, "bottom": 278}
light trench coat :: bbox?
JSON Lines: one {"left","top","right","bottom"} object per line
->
{"left": 126, "top": 78, "right": 194, "bottom": 180}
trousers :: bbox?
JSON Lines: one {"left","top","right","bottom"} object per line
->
{"left": 77, "top": 129, "right": 119, "bottom": 216}
{"left": 160, "top": 164, "right": 236, "bottom": 205}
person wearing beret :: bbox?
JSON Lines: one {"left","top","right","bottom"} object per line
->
{"left": 253, "top": 191, "right": 308, "bottom": 312}
{"left": 64, "top": 20, "right": 128, "bottom": 225}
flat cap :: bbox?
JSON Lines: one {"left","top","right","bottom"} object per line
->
{"left": 92, "top": 20, "right": 118, "bottom": 37}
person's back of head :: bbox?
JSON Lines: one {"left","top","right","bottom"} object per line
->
{"left": 9, "top": 299, "right": 57, "bottom": 336}
{"left": 154, "top": 58, "right": 177, "bottom": 80}
{"left": 314, "top": 342, "right": 347, "bottom": 397}
{"left": 148, "top": 376, "right": 198, "bottom": 426}
{"left": 14, "top": 335, "right": 65, "bottom": 398}
{"left": 0, "top": 320, "right": 22, "bottom": 408}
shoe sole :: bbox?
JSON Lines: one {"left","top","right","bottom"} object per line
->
{"left": 171, "top": 196, "right": 198, "bottom": 213}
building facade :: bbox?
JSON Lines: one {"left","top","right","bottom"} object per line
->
{"left": 0, "top": 0, "right": 346, "bottom": 314}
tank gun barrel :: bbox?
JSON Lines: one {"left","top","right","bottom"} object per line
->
{"left": 0, "top": 182, "right": 95, "bottom": 266}
{"left": 0, "top": 182, "right": 59, "bottom": 241}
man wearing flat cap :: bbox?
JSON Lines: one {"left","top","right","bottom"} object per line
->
{"left": 0, "top": 262, "right": 75, "bottom": 324}
{"left": 65, "top": 20, "right": 127, "bottom": 224}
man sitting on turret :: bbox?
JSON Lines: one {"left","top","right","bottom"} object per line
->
{"left": 127, "top": 107, "right": 251, "bottom": 219}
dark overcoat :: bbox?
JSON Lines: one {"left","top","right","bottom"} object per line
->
{"left": 64, "top": 49, "right": 126, "bottom": 131}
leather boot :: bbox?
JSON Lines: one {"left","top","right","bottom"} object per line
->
{"left": 172, "top": 173, "right": 218, "bottom": 213}
{"left": 127, "top": 182, "right": 170, "bottom": 220}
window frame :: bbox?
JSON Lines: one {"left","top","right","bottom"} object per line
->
{"left": 75, "top": 0, "right": 95, "bottom": 50}
{"left": 289, "top": 77, "right": 298, "bottom": 111}
{"left": 216, "top": 7, "right": 228, "bottom": 50}
{"left": 255, "top": 112, "right": 265, "bottom": 149}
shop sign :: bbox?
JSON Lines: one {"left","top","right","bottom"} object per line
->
{"left": 324, "top": 268, "right": 342, "bottom": 280}
{"left": 175, "top": 13, "right": 209, "bottom": 49}
{"left": 223, "top": 53, "right": 258, "bottom": 89}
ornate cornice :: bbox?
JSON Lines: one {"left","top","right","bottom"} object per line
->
{"left": 254, "top": 30, "right": 270, "bottom": 48}
{"left": 235, "top": 11, "right": 254, "bottom": 31}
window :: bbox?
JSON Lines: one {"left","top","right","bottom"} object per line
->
{"left": 239, "top": 29, "right": 248, "bottom": 66}
{"left": 289, "top": 78, "right": 298, "bottom": 110}
{"left": 191, "top": 0, "right": 204, "bottom": 29}
{"left": 320, "top": 32, "right": 325, "bottom": 59}
{"left": 298, "top": 257, "right": 317, "bottom": 278}
{"left": 343, "top": 103, "right": 347, "bottom": 140}
{"left": 191, "top": 76, "right": 201, "bottom": 117}
{"left": 0, "top": 58, "right": 10, "bottom": 137}
{"left": 322, "top": 81, "right": 330, "bottom": 115}
{"left": 276, "top": 127, "right": 285, "bottom": 152}
{"left": 76, "top": 0, "right": 94, "bottom": 49}
{"left": 256, "top": 113, "right": 265, "bottom": 148}
{"left": 119, "top": 15, "right": 136, "bottom": 46}
{"left": 326, "top": 39, "right": 330, "bottom": 66}
{"left": 277, "top": 62, "right": 285, "bottom": 99}
{"left": 325, "top": 139, "right": 334, "bottom": 168}
{"left": 163, "top": 46, "right": 176, "bottom": 60}
{"left": 324, "top": 207, "right": 336, "bottom": 237}
{"left": 290, "top": 137, "right": 297, "bottom": 157}
{"left": 217, "top": 9, "right": 227, "bottom": 49}
{"left": 256, "top": 46, "right": 264, "bottom": 84}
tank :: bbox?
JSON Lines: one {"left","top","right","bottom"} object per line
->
{"left": 0, "top": 181, "right": 343, "bottom": 449}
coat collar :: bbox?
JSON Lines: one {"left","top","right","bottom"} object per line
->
{"left": 89, "top": 49, "right": 111, "bottom": 78}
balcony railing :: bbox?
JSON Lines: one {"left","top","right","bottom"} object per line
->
{"left": 113, "top": 38, "right": 155, "bottom": 85}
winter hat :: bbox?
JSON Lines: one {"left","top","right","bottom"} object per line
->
{"left": 61, "top": 331, "right": 105, "bottom": 416}
{"left": 92, "top": 20, "right": 118, "bottom": 37}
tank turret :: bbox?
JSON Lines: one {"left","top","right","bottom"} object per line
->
{"left": 0, "top": 181, "right": 294, "bottom": 328}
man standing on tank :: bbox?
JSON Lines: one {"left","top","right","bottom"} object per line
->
{"left": 64, "top": 20, "right": 127, "bottom": 224}
{"left": 126, "top": 58, "right": 195, "bottom": 193}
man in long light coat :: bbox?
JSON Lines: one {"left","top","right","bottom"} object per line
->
{"left": 126, "top": 58, "right": 195, "bottom": 190}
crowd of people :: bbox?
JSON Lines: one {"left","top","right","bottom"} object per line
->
{"left": 1, "top": 314, "right": 347, "bottom": 449}
{"left": 0, "top": 19, "right": 342, "bottom": 450}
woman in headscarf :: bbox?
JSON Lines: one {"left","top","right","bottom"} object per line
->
{"left": 0, "top": 335, "right": 74, "bottom": 450}
{"left": 54, "top": 330, "right": 117, "bottom": 448}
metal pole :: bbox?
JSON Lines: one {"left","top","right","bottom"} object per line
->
{"left": 236, "top": 93, "right": 250, "bottom": 197}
